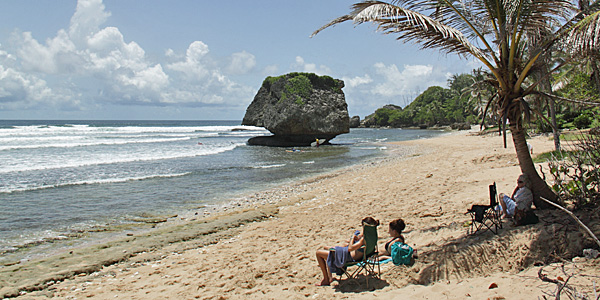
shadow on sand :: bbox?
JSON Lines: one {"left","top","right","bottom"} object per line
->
{"left": 412, "top": 208, "right": 599, "bottom": 285}
{"left": 333, "top": 274, "right": 390, "bottom": 293}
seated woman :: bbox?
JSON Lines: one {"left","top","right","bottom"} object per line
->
{"left": 377, "top": 218, "right": 405, "bottom": 260}
{"left": 498, "top": 174, "right": 533, "bottom": 218}
{"left": 315, "top": 216, "right": 379, "bottom": 286}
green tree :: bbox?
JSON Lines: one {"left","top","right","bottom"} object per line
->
{"left": 462, "top": 68, "right": 498, "bottom": 127}
{"left": 312, "top": 0, "right": 600, "bottom": 205}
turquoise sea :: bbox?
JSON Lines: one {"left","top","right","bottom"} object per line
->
{"left": 0, "top": 120, "right": 446, "bottom": 263}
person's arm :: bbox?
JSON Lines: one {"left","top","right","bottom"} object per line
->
{"left": 342, "top": 230, "right": 360, "bottom": 247}
{"left": 511, "top": 186, "right": 519, "bottom": 199}
{"left": 348, "top": 237, "right": 364, "bottom": 252}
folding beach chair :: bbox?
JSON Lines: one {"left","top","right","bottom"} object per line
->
{"left": 331, "top": 222, "right": 380, "bottom": 287}
{"left": 466, "top": 182, "right": 502, "bottom": 235}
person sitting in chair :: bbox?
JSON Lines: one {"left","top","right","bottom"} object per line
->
{"left": 376, "top": 218, "right": 405, "bottom": 260}
{"left": 498, "top": 174, "right": 533, "bottom": 219}
{"left": 315, "top": 216, "right": 379, "bottom": 286}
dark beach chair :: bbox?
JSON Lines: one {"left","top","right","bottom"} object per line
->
{"left": 466, "top": 182, "right": 502, "bottom": 235}
{"left": 331, "top": 222, "right": 380, "bottom": 287}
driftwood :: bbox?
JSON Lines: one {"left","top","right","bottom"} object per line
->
{"left": 538, "top": 263, "right": 599, "bottom": 300}
{"left": 538, "top": 265, "right": 570, "bottom": 300}
{"left": 539, "top": 197, "right": 600, "bottom": 249}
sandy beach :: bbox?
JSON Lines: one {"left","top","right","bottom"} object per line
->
{"left": 3, "top": 128, "right": 599, "bottom": 299}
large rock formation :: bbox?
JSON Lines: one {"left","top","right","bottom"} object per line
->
{"left": 242, "top": 73, "right": 350, "bottom": 146}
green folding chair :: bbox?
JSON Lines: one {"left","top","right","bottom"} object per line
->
{"left": 332, "top": 222, "right": 380, "bottom": 287}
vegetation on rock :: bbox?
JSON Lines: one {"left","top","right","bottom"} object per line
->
{"left": 262, "top": 72, "right": 342, "bottom": 106}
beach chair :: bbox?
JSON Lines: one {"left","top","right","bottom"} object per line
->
{"left": 466, "top": 182, "right": 502, "bottom": 235}
{"left": 331, "top": 222, "right": 380, "bottom": 287}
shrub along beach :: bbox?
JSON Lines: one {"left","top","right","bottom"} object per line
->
{"left": 4, "top": 128, "right": 599, "bottom": 299}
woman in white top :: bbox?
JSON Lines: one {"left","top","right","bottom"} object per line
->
{"left": 498, "top": 174, "right": 533, "bottom": 218}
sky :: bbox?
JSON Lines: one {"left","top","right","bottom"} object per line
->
{"left": 0, "top": 0, "right": 482, "bottom": 121}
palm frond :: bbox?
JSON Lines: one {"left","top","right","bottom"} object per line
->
{"left": 538, "top": 91, "right": 600, "bottom": 107}
{"left": 311, "top": 1, "right": 487, "bottom": 60}
{"left": 566, "top": 10, "right": 600, "bottom": 56}
{"left": 556, "top": 0, "right": 600, "bottom": 36}
{"left": 516, "top": 0, "right": 573, "bottom": 32}
{"left": 480, "top": 91, "right": 499, "bottom": 130}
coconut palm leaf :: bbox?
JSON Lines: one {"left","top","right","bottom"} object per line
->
{"left": 539, "top": 91, "right": 600, "bottom": 106}
{"left": 567, "top": 10, "right": 600, "bottom": 56}
{"left": 311, "top": 1, "right": 489, "bottom": 62}
{"left": 479, "top": 92, "right": 499, "bottom": 129}
{"left": 556, "top": 0, "right": 600, "bottom": 38}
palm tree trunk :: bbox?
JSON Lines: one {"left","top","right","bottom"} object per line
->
{"left": 509, "top": 124, "right": 557, "bottom": 208}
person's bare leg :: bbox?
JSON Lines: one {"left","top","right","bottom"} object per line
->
{"left": 316, "top": 249, "right": 332, "bottom": 286}
{"left": 498, "top": 193, "right": 508, "bottom": 217}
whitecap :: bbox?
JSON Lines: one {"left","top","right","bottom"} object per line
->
{"left": 0, "top": 143, "right": 244, "bottom": 174}
{"left": 252, "top": 164, "right": 286, "bottom": 169}
{"left": 0, "top": 172, "right": 192, "bottom": 194}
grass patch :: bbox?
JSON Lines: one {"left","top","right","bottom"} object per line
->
{"left": 560, "top": 130, "right": 593, "bottom": 141}
{"left": 533, "top": 149, "right": 572, "bottom": 163}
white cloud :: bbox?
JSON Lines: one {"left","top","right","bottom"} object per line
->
{"left": 262, "top": 64, "right": 279, "bottom": 75}
{"left": 0, "top": 64, "right": 73, "bottom": 110}
{"left": 342, "top": 74, "right": 373, "bottom": 88}
{"left": 292, "top": 56, "right": 332, "bottom": 75}
{"left": 1, "top": 0, "right": 258, "bottom": 114}
{"left": 161, "top": 41, "right": 258, "bottom": 107}
{"left": 338, "top": 62, "right": 454, "bottom": 117}
{"left": 16, "top": 30, "right": 79, "bottom": 74}
{"left": 370, "top": 63, "right": 447, "bottom": 97}
{"left": 226, "top": 51, "right": 256, "bottom": 75}
{"left": 68, "top": 0, "right": 111, "bottom": 46}
{"left": 117, "top": 64, "right": 169, "bottom": 91}
{"left": 167, "top": 41, "right": 211, "bottom": 79}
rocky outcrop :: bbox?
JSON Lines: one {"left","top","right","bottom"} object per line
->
{"left": 450, "top": 122, "right": 472, "bottom": 130}
{"left": 349, "top": 116, "right": 361, "bottom": 128}
{"left": 242, "top": 73, "right": 350, "bottom": 146}
{"left": 360, "top": 104, "right": 402, "bottom": 128}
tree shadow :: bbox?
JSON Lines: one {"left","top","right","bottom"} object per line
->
{"left": 411, "top": 208, "right": 599, "bottom": 285}
{"left": 333, "top": 274, "right": 390, "bottom": 293}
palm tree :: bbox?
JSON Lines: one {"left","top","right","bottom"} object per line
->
{"left": 312, "top": 0, "right": 600, "bottom": 206}
{"left": 462, "top": 68, "right": 497, "bottom": 128}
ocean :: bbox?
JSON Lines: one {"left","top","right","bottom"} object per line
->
{"left": 0, "top": 120, "right": 445, "bottom": 264}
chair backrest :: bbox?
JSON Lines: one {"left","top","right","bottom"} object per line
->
{"left": 362, "top": 223, "right": 379, "bottom": 259}
{"left": 489, "top": 182, "right": 498, "bottom": 207}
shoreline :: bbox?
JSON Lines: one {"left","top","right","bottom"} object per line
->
{"left": 1, "top": 125, "right": 443, "bottom": 266}
{"left": 0, "top": 136, "right": 425, "bottom": 298}
{"left": 0, "top": 131, "right": 404, "bottom": 268}
{"left": 4, "top": 129, "right": 599, "bottom": 299}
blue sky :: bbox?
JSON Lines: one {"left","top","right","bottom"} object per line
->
{"left": 0, "top": 0, "right": 482, "bottom": 120}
